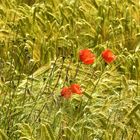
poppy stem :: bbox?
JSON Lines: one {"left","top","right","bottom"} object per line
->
{"left": 73, "top": 61, "right": 81, "bottom": 80}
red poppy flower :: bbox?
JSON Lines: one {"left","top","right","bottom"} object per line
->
{"left": 102, "top": 49, "right": 116, "bottom": 63}
{"left": 70, "top": 84, "right": 82, "bottom": 94}
{"left": 79, "top": 49, "right": 95, "bottom": 64}
{"left": 61, "top": 87, "right": 72, "bottom": 99}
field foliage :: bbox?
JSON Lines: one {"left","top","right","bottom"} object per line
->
{"left": 0, "top": 0, "right": 140, "bottom": 139}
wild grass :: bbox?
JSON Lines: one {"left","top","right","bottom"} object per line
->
{"left": 0, "top": 0, "right": 140, "bottom": 139}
